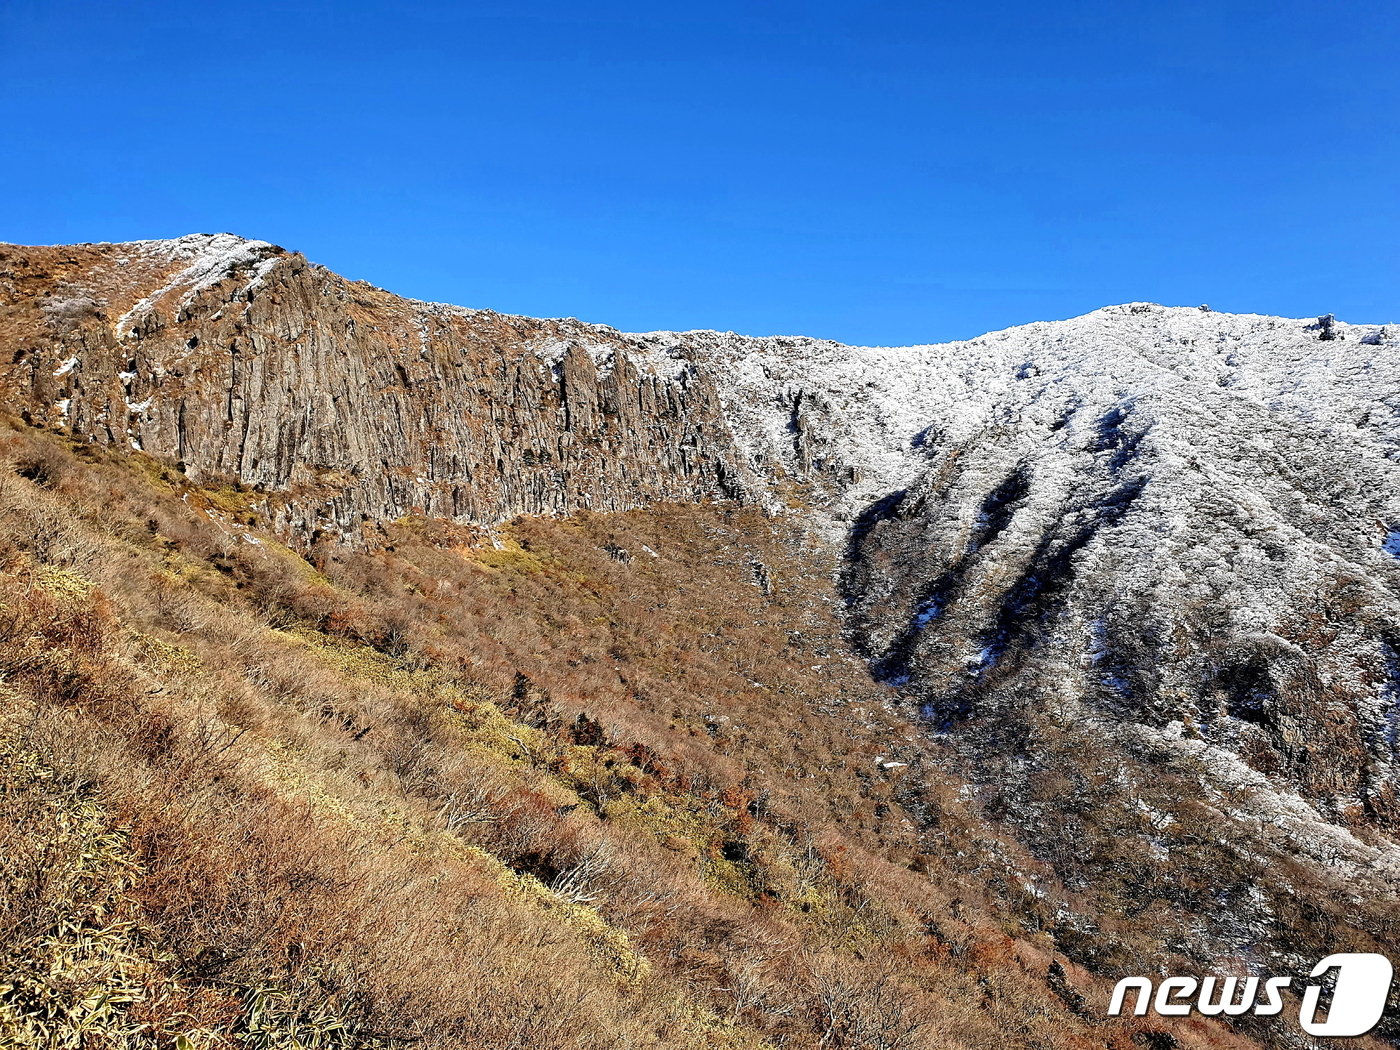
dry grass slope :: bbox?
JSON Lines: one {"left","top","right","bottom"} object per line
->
{"left": 0, "top": 419, "right": 1359, "bottom": 1050}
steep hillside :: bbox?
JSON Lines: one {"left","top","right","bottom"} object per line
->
{"left": 0, "top": 423, "right": 1200, "bottom": 1050}
{"left": 673, "top": 305, "right": 1400, "bottom": 986}
{"left": 2, "top": 235, "right": 1398, "bottom": 1048}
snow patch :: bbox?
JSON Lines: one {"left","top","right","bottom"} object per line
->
{"left": 115, "top": 234, "right": 278, "bottom": 338}
{"left": 1131, "top": 721, "right": 1400, "bottom": 884}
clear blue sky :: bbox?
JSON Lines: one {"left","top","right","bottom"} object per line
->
{"left": 3, "top": 1, "right": 1397, "bottom": 344}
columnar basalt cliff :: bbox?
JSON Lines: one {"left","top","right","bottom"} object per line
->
{"left": 0, "top": 235, "right": 750, "bottom": 536}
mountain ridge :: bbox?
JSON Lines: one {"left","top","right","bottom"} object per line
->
{"left": 14, "top": 230, "right": 1394, "bottom": 342}
{"left": 7, "top": 234, "right": 1397, "bottom": 538}
{"left": 3, "top": 233, "right": 1400, "bottom": 1047}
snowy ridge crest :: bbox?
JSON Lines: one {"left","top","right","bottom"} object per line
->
{"left": 619, "top": 304, "right": 1400, "bottom": 524}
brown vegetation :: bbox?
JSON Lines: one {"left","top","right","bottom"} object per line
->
{"left": 0, "top": 420, "right": 1383, "bottom": 1049}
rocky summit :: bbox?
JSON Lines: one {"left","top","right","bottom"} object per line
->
{"left": 2, "top": 233, "right": 1398, "bottom": 1049}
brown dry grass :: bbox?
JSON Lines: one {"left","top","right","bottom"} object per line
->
{"left": 0, "top": 420, "right": 1318, "bottom": 1050}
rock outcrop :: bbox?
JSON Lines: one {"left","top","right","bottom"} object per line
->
{"left": 0, "top": 235, "right": 750, "bottom": 536}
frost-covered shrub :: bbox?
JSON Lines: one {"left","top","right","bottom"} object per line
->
{"left": 1314, "top": 313, "right": 1340, "bottom": 340}
{"left": 40, "top": 295, "right": 98, "bottom": 329}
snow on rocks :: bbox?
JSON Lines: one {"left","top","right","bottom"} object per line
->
{"left": 113, "top": 233, "right": 281, "bottom": 338}
{"left": 616, "top": 305, "right": 1400, "bottom": 537}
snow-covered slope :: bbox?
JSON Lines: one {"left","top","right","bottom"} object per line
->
{"left": 645, "top": 306, "right": 1400, "bottom": 741}
{"left": 637, "top": 303, "right": 1400, "bottom": 527}
{"left": 112, "top": 234, "right": 282, "bottom": 338}
{"left": 631, "top": 305, "right": 1400, "bottom": 910}
{"left": 618, "top": 307, "right": 1400, "bottom": 979}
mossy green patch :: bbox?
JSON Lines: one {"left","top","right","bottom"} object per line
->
{"left": 31, "top": 566, "right": 95, "bottom": 601}
{"left": 128, "top": 629, "right": 202, "bottom": 675}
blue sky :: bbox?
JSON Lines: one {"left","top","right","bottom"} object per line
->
{"left": 2, "top": 1, "right": 1396, "bottom": 344}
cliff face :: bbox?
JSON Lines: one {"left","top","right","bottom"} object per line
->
{"left": 0, "top": 235, "right": 749, "bottom": 536}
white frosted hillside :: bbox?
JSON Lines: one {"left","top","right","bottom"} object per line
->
{"left": 625, "top": 304, "right": 1400, "bottom": 528}
{"left": 611, "top": 305, "right": 1400, "bottom": 882}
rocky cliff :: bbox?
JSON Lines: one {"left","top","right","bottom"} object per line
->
{"left": 0, "top": 235, "right": 750, "bottom": 536}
